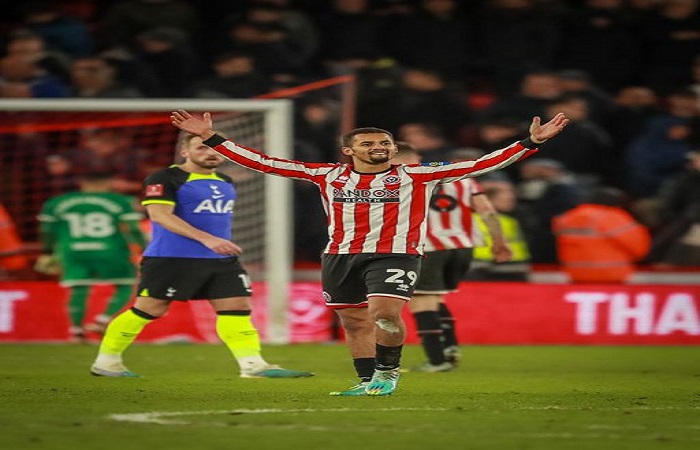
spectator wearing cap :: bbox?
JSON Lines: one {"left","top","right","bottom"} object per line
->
{"left": 553, "top": 187, "right": 651, "bottom": 283}
{"left": 516, "top": 158, "right": 583, "bottom": 263}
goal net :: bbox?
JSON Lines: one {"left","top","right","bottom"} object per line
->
{"left": 0, "top": 99, "right": 293, "bottom": 343}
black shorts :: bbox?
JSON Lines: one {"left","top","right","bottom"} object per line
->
{"left": 137, "top": 257, "right": 252, "bottom": 301}
{"left": 321, "top": 253, "right": 422, "bottom": 308}
{"left": 415, "top": 248, "right": 473, "bottom": 294}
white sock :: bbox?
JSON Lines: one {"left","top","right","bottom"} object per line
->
{"left": 237, "top": 356, "right": 269, "bottom": 373}
{"left": 94, "top": 314, "right": 111, "bottom": 325}
{"left": 94, "top": 353, "right": 122, "bottom": 367}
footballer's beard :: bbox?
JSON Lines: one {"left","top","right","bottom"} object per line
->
{"left": 193, "top": 158, "right": 223, "bottom": 169}
{"left": 366, "top": 152, "right": 391, "bottom": 164}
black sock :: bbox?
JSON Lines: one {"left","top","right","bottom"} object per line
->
{"left": 414, "top": 311, "right": 446, "bottom": 365}
{"left": 438, "top": 303, "right": 458, "bottom": 348}
{"left": 375, "top": 344, "right": 402, "bottom": 370}
{"left": 353, "top": 357, "right": 375, "bottom": 383}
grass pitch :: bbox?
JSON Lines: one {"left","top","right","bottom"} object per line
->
{"left": 1, "top": 343, "right": 698, "bottom": 450}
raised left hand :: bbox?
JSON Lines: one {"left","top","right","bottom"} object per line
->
{"left": 529, "top": 113, "right": 569, "bottom": 144}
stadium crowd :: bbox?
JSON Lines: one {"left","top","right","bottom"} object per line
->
{"left": 1, "top": 0, "right": 699, "bottom": 274}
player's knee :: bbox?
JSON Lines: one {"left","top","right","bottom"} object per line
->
{"left": 375, "top": 317, "right": 401, "bottom": 333}
{"left": 338, "top": 314, "right": 372, "bottom": 334}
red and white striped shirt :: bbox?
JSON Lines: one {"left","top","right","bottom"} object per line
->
{"left": 204, "top": 135, "right": 537, "bottom": 255}
{"left": 424, "top": 179, "right": 484, "bottom": 252}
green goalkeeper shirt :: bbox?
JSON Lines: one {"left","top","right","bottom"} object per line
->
{"left": 38, "top": 191, "right": 144, "bottom": 259}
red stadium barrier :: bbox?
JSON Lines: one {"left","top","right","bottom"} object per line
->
{"left": 0, "top": 281, "right": 698, "bottom": 344}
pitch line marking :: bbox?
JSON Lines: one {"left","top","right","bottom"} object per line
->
{"left": 109, "top": 405, "right": 700, "bottom": 426}
{"left": 109, "top": 407, "right": 449, "bottom": 425}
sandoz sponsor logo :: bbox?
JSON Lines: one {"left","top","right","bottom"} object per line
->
{"left": 332, "top": 188, "right": 399, "bottom": 203}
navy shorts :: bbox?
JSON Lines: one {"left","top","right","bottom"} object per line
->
{"left": 321, "top": 253, "right": 422, "bottom": 308}
{"left": 137, "top": 257, "right": 252, "bottom": 301}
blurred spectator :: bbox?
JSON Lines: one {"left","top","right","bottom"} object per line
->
{"left": 397, "top": 122, "right": 458, "bottom": 162}
{"left": 373, "top": 0, "right": 417, "bottom": 16}
{"left": 384, "top": 0, "right": 475, "bottom": 80}
{"left": 189, "top": 51, "right": 270, "bottom": 99}
{"left": 355, "top": 57, "right": 406, "bottom": 129}
{"left": 246, "top": 1, "right": 319, "bottom": 69}
{"left": 626, "top": 88, "right": 699, "bottom": 198}
{"left": 17, "top": 0, "right": 94, "bottom": 58}
{"left": 313, "top": 0, "right": 383, "bottom": 75}
{"left": 468, "top": 118, "right": 523, "bottom": 153}
{"left": 98, "top": 47, "right": 162, "bottom": 98}
{"left": 390, "top": 67, "right": 471, "bottom": 138}
{"left": 647, "top": 144, "right": 700, "bottom": 266}
{"left": 475, "top": 0, "right": 562, "bottom": 94}
{"left": 607, "top": 86, "right": 660, "bottom": 155}
{"left": 556, "top": 0, "right": 639, "bottom": 91}
{"left": 636, "top": 0, "right": 700, "bottom": 93}
{"left": 100, "top": 0, "right": 198, "bottom": 51}
{"left": 295, "top": 97, "right": 343, "bottom": 161}
{"left": 538, "top": 94, "right": 613, "bottom": 187}
{"left": 478, "top": 71, "right": 564, "bottom": 124}
{"left": 553, "top": 186, "right": 651, "bottom": 283}
{"left": 468, "top": 181, "right": 531, "bottom": 282}
{"left": 691, "top": 54, "right": 700, "bottom": 100}
{"left": 220, "top": 12, "right": 309, "bottom": 83}
{"left": 0, "top": 54, "right": 69, "bottom": 98}
{"left": 45, "top": 154, "right": 78, "bottom": 193}
{"left": 53, "top": 128, "right": 150, "bottom": 194}
{"left": 463, "top": 118, "right": 524, "bottom": 181}
{"left": 5, "top": 31, "right": 72, "bottom": 83}
{"left": 517, "top": 158, "right": 583, "bottom": 263}
{"left": 136, "top": 27, "right": 198, "bottom": 97}
{"left": 605, "top": 86, "right": 661, "bottom": 188}
{"left": 557, "top": 69, "right": 614, "bottom": 125}
{"left": 69, "top": 57, "right": 143, "bottom": 98}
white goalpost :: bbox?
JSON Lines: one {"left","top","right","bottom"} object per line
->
{"left": 0, "top": 98, "right": 294, "bottom": 344}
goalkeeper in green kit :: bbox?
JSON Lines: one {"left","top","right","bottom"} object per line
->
{"left": 37, "top": 172, "right": 147, "bottom": 343}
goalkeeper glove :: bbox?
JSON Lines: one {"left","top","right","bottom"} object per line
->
{"left": 34, "top": 254, "right": 61, "bottom": 275}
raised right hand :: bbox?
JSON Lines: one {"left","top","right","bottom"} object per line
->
{"left": 170, "top": 110, "right": 215, "bottom": 139}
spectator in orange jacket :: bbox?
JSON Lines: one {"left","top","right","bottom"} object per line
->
{"left": 553, "top": 187, "right": 651, "bottom": 283}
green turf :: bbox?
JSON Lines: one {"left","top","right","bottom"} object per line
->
{"left": 1, "top": 344, "right": 698, "bottom": 450}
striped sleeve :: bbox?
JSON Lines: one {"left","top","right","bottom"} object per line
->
{"left": 405, "top": 140, "right": 538, "bottom": 183}
{"left": 204, "top": 134, "right": 337, "bottom": 183}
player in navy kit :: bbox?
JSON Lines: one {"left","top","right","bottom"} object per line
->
{"left": 90, "top": 134, "right": 313, "bottom": 379}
